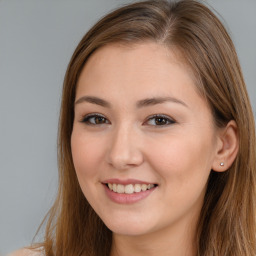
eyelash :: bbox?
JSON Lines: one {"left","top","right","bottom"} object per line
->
{"left": 80, "top": 113, "right": 176, "bottom": 127}
{"left": 146, "top": 114, "right": 176, "bottom": 126}
{"left": 80, "top": 113, "right": 110, "bottom": 125}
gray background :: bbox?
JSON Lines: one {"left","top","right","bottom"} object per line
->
{"left": 0, "top": 0, "right": 255, "bottom": 255}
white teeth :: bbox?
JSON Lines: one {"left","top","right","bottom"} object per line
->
{"left": 117, "top": 184, "right": 125, "bottom": 193}
{"left": 134, "top": 184, "right": 142, "bottom": 193}
{"left": 107, "top": 183, "right": 156, "bottom": 194}
{"left": 125, "top": 184, "right": 134, "bottom": 194}
{"left": 141, "top": 184, "right": 147, "bottom": 191}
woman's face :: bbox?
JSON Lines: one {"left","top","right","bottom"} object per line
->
{"left": 71, "top": 42, "right": 219, "bottom": 237}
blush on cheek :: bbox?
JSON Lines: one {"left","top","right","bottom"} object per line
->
{"left": 148, "top": 136, "right": 207, "bottom": 182}
{"left": 71, "top": 136, "right": 103, "bottom": 179}
{"left": 147, "top": 142, "right": 182, "bottom": 172}
{"left": 72, "top": 151, "right": 95, "bottom": 177}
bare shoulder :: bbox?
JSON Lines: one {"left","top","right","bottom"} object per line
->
{"left": 8, "top": 248, "right": 44, "bottom": 256}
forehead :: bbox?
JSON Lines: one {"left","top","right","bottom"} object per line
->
{"left": 76, "top": 42, "right": 197, "bottom": 96}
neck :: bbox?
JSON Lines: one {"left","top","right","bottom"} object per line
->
{"left": 110, "top": 216, "right": 198, "bottom": 256}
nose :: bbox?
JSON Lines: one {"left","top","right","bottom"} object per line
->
{"left": 107, "top": 125, "right": 144, "bottom": 170}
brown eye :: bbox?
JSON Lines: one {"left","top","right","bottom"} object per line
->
{"left": 81, "top": 114, "right": 110, "bottom": 125}
{"left": 146, "top": 115, "right": 175, "bottom": 126}
{"left": 94, "top": 116, "right": 106, "bottom": 124}
{"left": 155, "top": 117, "right": 168, "bottom": 125}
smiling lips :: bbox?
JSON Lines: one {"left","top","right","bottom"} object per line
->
{"left": 103, "top": 180, "right": 157, "bottom": 204}
{"left": 107, "top": 183, "right": 156, "bottom": 194}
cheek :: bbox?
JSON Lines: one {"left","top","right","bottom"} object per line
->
{"left": 71, "top": 130, "right": 105, "bottom": 181}
{"left": 145, "top": 130, "right": 214, "bottom": 189}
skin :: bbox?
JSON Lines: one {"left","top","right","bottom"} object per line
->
{"left": 71, "top": 42, "right": 226, "bottom": 256}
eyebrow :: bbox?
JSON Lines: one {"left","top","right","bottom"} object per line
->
{"left": 75, "top": 96, "right": 111, "bottom": 108}
{"left": 136, "top": 97, "right": 188, "bottom": 108}
{"left": 75, "top": 96, "right": 188, "bottom": 108}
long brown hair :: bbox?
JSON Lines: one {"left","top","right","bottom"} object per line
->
{"left": 34, "top": 0, "right": 256, "bottom": 255}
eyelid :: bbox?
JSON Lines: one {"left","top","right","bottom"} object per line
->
{"left": 79, "top": 113, "right": 110, "bottom": 125}
{"left": 144, "top": 114, "right": 176, "bottom": 126}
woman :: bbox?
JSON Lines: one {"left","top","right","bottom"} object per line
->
{"left": 11, "top": 0, "right": 256, "bottom": 255}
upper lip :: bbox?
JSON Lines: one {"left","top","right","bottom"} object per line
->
{"left": 102, "top": 178, "right": 157, "bottom": 185}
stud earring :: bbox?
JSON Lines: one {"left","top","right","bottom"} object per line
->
{"left": 220, "top": 162, "right": 224, "bottom": 166}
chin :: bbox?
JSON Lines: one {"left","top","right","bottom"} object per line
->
{"left": 108, "top": 224, "right": 151, "bottom": 236}
{"left": 101, "top": 214, "right": 156, "bottom": 236}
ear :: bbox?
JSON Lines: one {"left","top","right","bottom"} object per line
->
{"left": 212, "top": 120, "right": 239, "bottom": 172}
